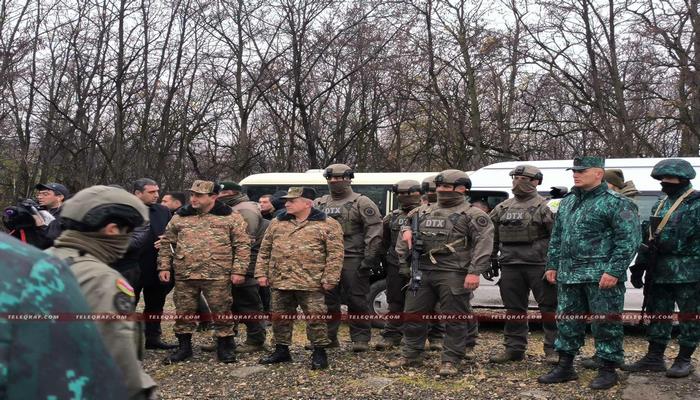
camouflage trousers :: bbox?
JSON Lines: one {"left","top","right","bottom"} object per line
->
{"left": 402, "top": 270, "right": 473, "bottom": 363}
{"left": 174, "top": 279, "right": 234, "bottom": 337}
{"left": 646, "top": 282, "right": 700, "bottom": 348}
{"left": 555, "top": 282, "right": 625, "bottom": 364}
{"left": 498, "top": 265, "right": 557, "bottom": 353}
{"left": 272, "top": 289, "right": 330, "bottom": 347}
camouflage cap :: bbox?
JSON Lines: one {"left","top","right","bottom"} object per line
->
{"left": 280, "top": 186, "right": 317, "bottom": 200}
{"left": 61, "top": 185, "right": 149, "bottom": 225}
{"left": 567, "top": 156, "right": 605, "bottom": 171}
{"left": 188, "top": 180, "right": 218, "bottom": 194}
{"left": 219, "top": 181, "right": 242, "bottom": 192}
{"left": 421, "top": 175, "right": 437, "bottom": 193}
{"left": 604, "top": 169, "right": 625, "bottom": 188}
{"left": 651, "top": 159, "right": 696, "bottom": 180}
{"left": 393, "top": 179, "right": 421, "bottom": 194}
{"left": 509, "top": 165, "right": 543, "bottom": 182}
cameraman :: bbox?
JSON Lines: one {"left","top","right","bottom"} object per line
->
{"left": 35, "top": 183, "right": 69, "bottom": 216}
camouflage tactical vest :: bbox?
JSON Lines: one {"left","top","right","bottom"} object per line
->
{"left": 497, "top": 197, "right": 549, "bottom": 243}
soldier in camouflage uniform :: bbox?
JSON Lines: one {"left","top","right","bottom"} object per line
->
{"left": 604, "top": 169, "right": 639, "bottom": 198}
{"left": 376, "top": 180, "right": 445, "bottom": 351}
{"left": 0, "top": 232, "right": 128, "bottom": 399}
{"left": 158, "top": 180, "right": 251, "bottom": 363}
{"left": 389, "top": 170, "right": 494, "bottom": 376}
{"left": 622, "top": 159, "right": 700, "bottom": 378}
{"left": 538, "top": 157, "right": 641, "bottom": 390}
{"left": 488, "top": 165, "right": 558, "bottom": 365}
{"left": 47, "top": 185, "right": 157, "bottom": 399}
{"left": 218, "top": 181, "right": 268, "bottom": 353}
{"left": 314, "top": 164, "right": 382, "bottom": 352}
{"left": 256, "top": 187, "right": 344, "bottom": 369}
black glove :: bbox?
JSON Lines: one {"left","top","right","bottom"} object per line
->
{"left": 483, "top": 258, "right": 500, "bottom": 281}
{"left": 630, "top": 267, "right": 644, "bottom": 289}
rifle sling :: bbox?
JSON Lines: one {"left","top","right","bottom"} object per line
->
{"left": 650, "top": 188, "right": 695, "bottom": 241}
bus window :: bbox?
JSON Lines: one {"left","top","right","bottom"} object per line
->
{"left": 243, "top": 184, "right": 390, "bottom": 216}
{"left": 469, "top": 190, "right": 509, "bottom": 212}
{"left": 634, "top": 193, "right": 662, "bottom": 219}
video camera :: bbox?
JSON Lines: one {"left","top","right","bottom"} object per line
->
{"left": 2, "top": 199, "right": 54, "bottom": 230}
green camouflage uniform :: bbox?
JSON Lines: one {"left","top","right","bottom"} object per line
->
{"left": 0, "top": 233, "right": 128, "bottom": 399}
{"left": 548, "top": 178, "right": 641, "bottom": 364}
{"left": 159, "top": 201, "right": 251, "bottom": 337}
{"left": 636, "top": 161, "right": 700, "bottom": 348}
{"left": 255, "top": 207, "right": 344, "bottom": 346}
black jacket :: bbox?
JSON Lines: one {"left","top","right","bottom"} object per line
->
{"left": 138, "top": 203, "right": 172, "bottom": 286}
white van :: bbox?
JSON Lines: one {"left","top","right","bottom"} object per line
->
{"left": 468, "top": 157, "right": 700, "bottom": 313}
{"left": 240, "top": 170, "right": 439, "bottom": 215}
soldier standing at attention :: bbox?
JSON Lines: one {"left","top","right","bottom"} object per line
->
{"left": 623, "top": 159, "right": 700, "bottom": 378}
{"left": 1, "top": 232, "right": 128, "bottom": 399}
{"left": 158, "top": 180, "right": 251, "bottom": 364}
{"left": 375, "top": 180, "right": 445, "bottom": 351}
{"left": 389, "top": 170, "right": 494, "bottom": 376}
{"left": 314, "top": 164, "right": 382, "bottom": 352}
{"left": 489, "top": 165, "right": 558, "bottom": 365}
{"left": 47, "top": 185, "right": 157, "bottom": 399}
{"left": 256, "top": 187, "right": 344, "bottom": 369}
{"left": 538, "top": 157, "right": 641, "bottom": 390}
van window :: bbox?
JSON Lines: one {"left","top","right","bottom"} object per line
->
{"left": 469, "top": 190, "right": 509, "bottom": 212}
{"left": 243, "top": 184, "right": 390, "bottom": 216}
{"left": 634, "top": 192, "right": 662, "bottom": 219}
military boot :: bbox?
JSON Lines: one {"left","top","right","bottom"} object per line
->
{"left": 428, "top": 338, "right": 444, "bottom": 352}
{"left": 537, "top": 353, "right": 578, "bottom": 384}
{"left": 235, "top": 342, "right": 266, "bottom": 354}
{"left": 589, "top": 360, "right": 619, "bottom": 390}
{"left": 259, "top": 344, "right": 292, "bottom": 364}
{"left": 375, "top": 337, "right": 401, "bottom": 351}
{"left": 217, "top": 336, "right": 237, "bottom": 363}
{"left": 311, "top": 347, "right": 329, "bottom": 370}
{"left": 544, "top": 348, "right": 558, "bottom": 365}
{"left": 489, "top": 350, "right": 525, "bottom": 364}
{"left": 666, "top": 346, "right": 696, "bottom": 378}
{"left": 621, "top": 342, "right": 667, "bottom": 372}
{"left": 464, "top": 346, "right": 476, "bottom": 362}
{"left": 167, "top": 334, "right": 193, "bottom": 363}
{"left": 387, "top": 357, "right": 423, "bottom": 368}
{"left": 438, "top": 361, "right": 458, "bottom": 376}
{"left": 306, "top": 338, "right": 339, "bottom": 350}
{"left": 581, "top": 356, "right": 599, "bottom": 370}
{"left": 145, "top": 335, "right": 178, "bottom": 350}
{"left": 352, "top": 341, "right": 369, "bottom": 353}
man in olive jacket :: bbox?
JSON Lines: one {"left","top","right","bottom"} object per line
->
{"left": 256, "top": 187, "right": 344, "bottom": 369}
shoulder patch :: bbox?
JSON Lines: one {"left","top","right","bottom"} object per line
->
{"left": 116, "top": 278, "right": 135, "bottom": 297}
{"left": 114, "top": 292, "right": 134, "bottom": 313}
{"left": 475, "top": 215, "right": 489, "bottom": 227}
{"left": 619, "top": 209, "right": 635, "bottom": 220}
{"left": 363, "top": 207, "right": 376, "bottom": 216}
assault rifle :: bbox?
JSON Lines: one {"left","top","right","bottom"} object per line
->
{"left": 408, "top": 213, "right": 423, "bottom": 295}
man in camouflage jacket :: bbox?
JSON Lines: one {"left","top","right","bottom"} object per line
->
{"left": 538, "top": 157, "right": 641, "bottom": 390}
{"left": 158, "top": 180, "right": 251, "bottom": 364}
{"left": 256, "top": 187, "right": 344, "bottom": 369}
{"left": 623, "top": 159, "right": 700, "bottom": 378}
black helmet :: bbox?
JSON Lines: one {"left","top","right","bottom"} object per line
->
{"left": 61, "top": 186, "right": 149, "bottom": 231}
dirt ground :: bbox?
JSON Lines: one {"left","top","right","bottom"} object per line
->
{"left": 142, "top": 299, "right": 699, "bottom": 400}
